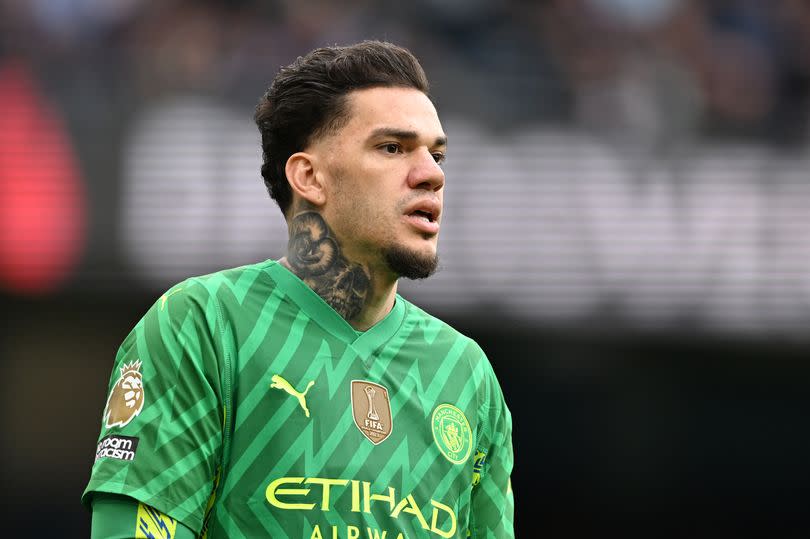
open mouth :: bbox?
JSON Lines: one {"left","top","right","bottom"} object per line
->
{"left": 410, "top": 209, "right": 436, "bottom": 223}
{"left": 404, "top": 200, "right": 441, "bottom": 234}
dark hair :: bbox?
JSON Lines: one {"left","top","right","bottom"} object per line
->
{"left": 254, "top": 40, "right": 430, "bottom": 216}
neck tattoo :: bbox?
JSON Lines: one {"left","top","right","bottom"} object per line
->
{"left": 286, "top": 211, "right": 371, "bottom": 322}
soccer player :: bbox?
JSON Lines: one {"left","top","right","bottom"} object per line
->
{"left": 83, "top": 40, "right": 513, "bottom": 538}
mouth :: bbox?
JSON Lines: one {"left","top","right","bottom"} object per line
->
{"left": 409, "top": 209, "right": 436, "bottom": 224}
{"left": 404, "top": 201, "right": 441, "bottom": 235}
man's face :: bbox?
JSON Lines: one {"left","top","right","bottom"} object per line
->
{"left": 313, "top": 86, "right": 447, "bottom": 279}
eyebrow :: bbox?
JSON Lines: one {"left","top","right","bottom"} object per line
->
{"left": 369, "top": 127, "right": 447, "bottom": 147}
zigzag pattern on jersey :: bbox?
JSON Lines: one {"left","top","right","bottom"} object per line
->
{"left": 123, "top": 282, "right": 224, "bottom": 517}
{"left": 88, "top": 263, "right": 511, "bottom": 537}
{"left": 123, "top": 264, "right": 498, "bottom": 538}
{"left": 205, "top": 280, "right": 485, "bottom": 538}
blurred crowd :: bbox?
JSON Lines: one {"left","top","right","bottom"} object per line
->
{"left": 2, "top": 0, "right": 810, "bottom": 148}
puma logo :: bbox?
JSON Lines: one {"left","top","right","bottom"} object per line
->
{"left": 270, "top": 374, "right": 315, "bottom": 417}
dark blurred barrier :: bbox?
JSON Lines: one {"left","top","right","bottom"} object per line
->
{"left": 3, "top": 294, "right": 810, "bottom": 537}
{"left": 475, "top": 327, "right": 810, "bottom": 537}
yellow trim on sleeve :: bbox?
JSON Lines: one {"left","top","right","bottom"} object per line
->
{"left": 136, "top": 502, "right": 178, "bottom": 539}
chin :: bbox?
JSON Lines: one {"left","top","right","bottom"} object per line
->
{"left": 382, "top": 243, "right": 439, "bottom": 280}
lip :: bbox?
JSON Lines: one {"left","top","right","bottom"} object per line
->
{"left": 403, "top": 213, "right": 440, "bottom": 234}
{"left": 403, "top": 199, "right": 442, "bottom": 235}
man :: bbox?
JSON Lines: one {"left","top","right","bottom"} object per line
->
{"left": 84, "top": 40, "right": 513, "bottom": 538}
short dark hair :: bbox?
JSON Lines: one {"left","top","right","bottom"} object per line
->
{"left": 254, "top": 40, "right": 430, "bottom": 216}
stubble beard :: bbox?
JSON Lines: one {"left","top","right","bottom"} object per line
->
{"left": 382, "top": 243, "right": 439, "bottom": 280}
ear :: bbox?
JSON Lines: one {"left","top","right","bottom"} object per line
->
{"left": 285, "top": 152, "right": 326, "bottom": 207}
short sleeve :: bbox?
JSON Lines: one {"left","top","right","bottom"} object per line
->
{"left": 470, "top": 358, "right": 515, "bottom": 538}
{"left": 82, "top": 280, "right": 225, "bottom": 534}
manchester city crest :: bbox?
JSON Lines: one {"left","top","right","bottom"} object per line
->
{"left": 431, "top": 404, "right": 472, "bottom": 464}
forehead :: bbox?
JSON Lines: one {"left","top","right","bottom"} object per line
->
{"left": 341, "top": 86, "right": 444, "bottom": 139}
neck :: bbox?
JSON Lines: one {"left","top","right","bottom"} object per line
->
{"left": 280, "top": 208, "right": 397, "bottom": 331}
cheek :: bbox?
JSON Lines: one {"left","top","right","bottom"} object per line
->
{"left": 349, "top": 191, "right": 391, "bottom": 222}
{"left": 330, "top": 176, "right": 400, "bottom": 238}
{"left": 346, "top": 203, "right": 396, "bottom": 247}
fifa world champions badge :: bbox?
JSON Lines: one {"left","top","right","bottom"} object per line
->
{"left": 351, "top": 380, "right": 393, "bottom": 445}
{"left": 103, "top": 360, "right": 145, "bottom": 429}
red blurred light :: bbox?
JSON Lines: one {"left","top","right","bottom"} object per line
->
{"left": 0, "top": 59, "right": 86, "bottom": 294}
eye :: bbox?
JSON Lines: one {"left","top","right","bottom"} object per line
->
{"left": 381, "top": 143, "right": 401, "bottom": 154}
{"left": 432, "top": 152, "right": 446, "bottom": 165}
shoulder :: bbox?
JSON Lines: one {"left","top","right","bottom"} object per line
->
{"left": 133, "top": 261, "right": 280, "bottom": 338}
{"left": 182, "top": 259, "right": 278, "bottom": 296}
{"left": 159, "top": 260, "right": 279, "bottom": 309}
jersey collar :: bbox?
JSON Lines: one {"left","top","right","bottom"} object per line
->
{"left": 266, "top": 260, "right": 406, "bottom": 353}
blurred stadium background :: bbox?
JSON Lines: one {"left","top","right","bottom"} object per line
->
{"left": 3, "top": 0, "right": 810, "bottom": 536}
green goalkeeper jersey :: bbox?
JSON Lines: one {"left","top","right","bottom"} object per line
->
{"left": 82, "top": 260, "right": 514, "bottom": 538}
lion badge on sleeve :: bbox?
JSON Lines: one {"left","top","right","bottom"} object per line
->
{"left": 103, "top": 360, "right": 145, "bottom": 429}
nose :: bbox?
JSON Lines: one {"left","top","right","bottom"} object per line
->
{"left": 407, "top": 148, "right": 445, "bottom": 192}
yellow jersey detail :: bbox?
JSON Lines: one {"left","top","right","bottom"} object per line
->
{"left": 266, "top": 476, "right": 457, "bottom": 538}
{"left": 159, "top": 287, "right": 184, "bottom": 311}
{"left": 431, "top": 404, "right": 473, "bottom": 464}
{"left": 200, "top": 466, "right": 222, "bottom": 539}
{"left": 270, "top": 374, "right": 315, "bottom": 417}
{"left": 472, "top": 450, "right": 487, "bottom": 486}
{"left": 135, "top": 502, "right": 177, "bottom": 539}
